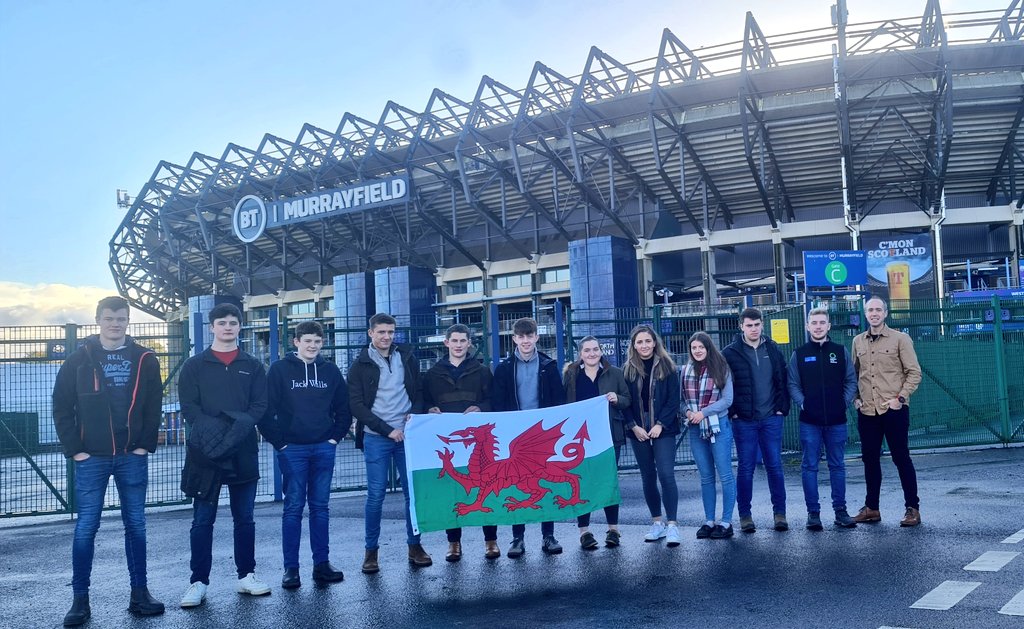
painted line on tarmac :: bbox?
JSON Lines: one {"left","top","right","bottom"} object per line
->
{"left": 998, "top": 589, "right": 1024, "bottom": 616}
{"left": 1000, "top": 528, "right": 1024, "bottom": 544}
{"left": 910, "top": 581, "right": 981, "bottom": 610}
{"left": 963, "top": 550, "right": 1020, "bottom": 572}
{"left": 878, "top": 626, "right": 917, "bottom": 628}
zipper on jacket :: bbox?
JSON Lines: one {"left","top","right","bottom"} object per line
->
{"left": 124, "top": 350, "right": 153, "bottom": 453}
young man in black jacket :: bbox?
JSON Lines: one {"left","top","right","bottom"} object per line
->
{"left": 52, "top": 296, "right": 164, "bottom": 626}
{"left": 722, "top": 308, "right": 790, "bottom": 533}
{"left": 178, "top": 303, "right": 269, "bottom": 608}
{"left": 261, "top": 321, "right": 349, "bottom": 588}
{"left": 786, "top": 307, "right": 858, "bottom": 530}
{"left": 491, "top": 317, "right": 566, "bottom": 557}
{"left": 423, "top": 323, "right": 498, "bottom": 561}
{"left": 348, "top": 313, "right": 432, "bottom": 574}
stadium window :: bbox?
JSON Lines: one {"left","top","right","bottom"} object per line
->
{"left": 287, "top": 301, "right": 315, "bottom": 316}
{"left": 448, "top": 279, "right": 483, "bottom": 296}
{"left": 248, "top": 307, "right": 273, "bottom": 321}
{"left": 542, "top": 267, "right": 570, "bottom": 284}
{"left": 494, "top": 272, "right": 530, "bottom": 290}
{"left": 324, "top": 298, "right": 335, "bottom": 312}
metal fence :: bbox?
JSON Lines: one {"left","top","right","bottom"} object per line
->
{"left": 3, "top": 296, "right": 1022, "bottom": 518}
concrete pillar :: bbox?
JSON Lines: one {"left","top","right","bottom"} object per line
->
{"left": 771, "top": 228, "right": 786, "bottom": 302}
{"left": 333, "top": 272, "right": 375, "bottom": 370}
{"left": 373, "top": 266, "right": 436, "bottom": 345}
{"left": 568, "top": 236, "right": 640, "bottom": 365}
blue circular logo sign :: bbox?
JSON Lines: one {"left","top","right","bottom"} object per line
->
{"left": 233, "top": 195, "right": 267, "bottom": 243}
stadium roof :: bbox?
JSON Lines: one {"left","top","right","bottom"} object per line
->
{"left": 111, "top": 1, "right": 1024, "bottom": 318}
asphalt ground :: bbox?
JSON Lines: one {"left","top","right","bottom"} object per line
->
{"left": 2, "top": 445, "right": 1023, "bottom": 629}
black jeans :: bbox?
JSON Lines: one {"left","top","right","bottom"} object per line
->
{"left": 857, "top": 406, "right": 919, "bottom": 510}
{"left": 446, "top": 526, "right": 498, "bottom": 542}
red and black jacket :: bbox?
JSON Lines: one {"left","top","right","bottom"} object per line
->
{"left": 52, "top": 335, "right": 163, "bottom": 457}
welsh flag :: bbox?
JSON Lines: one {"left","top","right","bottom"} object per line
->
{"left": 404, "top": 396, "right": 620, "bottom": 534}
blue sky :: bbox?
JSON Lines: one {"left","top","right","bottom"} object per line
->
{"left": 0, "top": 0, "right": 971, "bottom": 322}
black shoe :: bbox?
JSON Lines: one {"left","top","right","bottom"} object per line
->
{"left": 696, "top": 524, "right": 713, "bottom": 539}
{"left": 834, "top": 509, "right": 857, "bottom": 528}
{"left": 64, "top": 594, "right": 91, "bottom": 627}
{"left": 806, "top": 511, "right": 823, "bottom": 531}
{"left": 312, "top": 561, "right": 344, "bottom": 583}
{"left": 128, "top": 587, "right": 165, "bottom": 616}
{"left": 282, "top": 568, "right": 301, "bottom": 589}
{"left": 579, "top": 532, "right": 599, "bottom": 550}
{"left": 605, "top": 530, "right": 621, "bottom": 547}
{"left": 541, "top": 535, "right": 563, "bottom": 555}
{"left": 710, "top": 524, "right": 734, "bottom": 539}
{"left": 507, "top": 537, "right": 525, "bottom": 559}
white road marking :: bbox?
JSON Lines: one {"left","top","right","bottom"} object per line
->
{"left": 1000, "top": 528, "right": 1024, "bottom": 544}
{"left": 963, "top": 550, "right": 1020, "bottom": 572}
{"left": 910, "top": 581, "right": 981, "bottom": 610}
{"left": 878, "top": 626, "right": 917, "bottom": 628}
{"left": 999, "top": 589, "right": 1024, "bottom": 616}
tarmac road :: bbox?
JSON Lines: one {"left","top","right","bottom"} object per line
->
{"left": 2, "top": 445, "right": 1023, "bottom": 628}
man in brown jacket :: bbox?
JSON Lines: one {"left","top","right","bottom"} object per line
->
{"left": 851, "top": 296, "right": 923, "bottom": 527}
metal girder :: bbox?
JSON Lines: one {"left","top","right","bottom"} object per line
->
{"left": 651, "top": 28, "right": 713, "bottom": 88}
{"left": 411, "top": 189, "right": 485, "bottom": 271}
{"left": 988, "top": 0, "right": 1023, "bottom": 41}
{"left": 986, "top": 90, "right": 1024, "bottom": 205}
{"left": 742, "top": 12, "right": 776, "bottom": 71}
{"left": 738, "top": 83, "right": 794, "bottom": 227}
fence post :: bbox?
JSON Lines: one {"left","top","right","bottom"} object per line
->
{"left": 564, "top": 306, "right": 574, "bottom": 364}
{"left": 991, "top": 295, "right": 1011, "bottom": 442}
{"left": 64, "top": 323, "right": 79, "bottom": 516}
{"left": 268, "top": 310, "right": 283, "bottom": 502}
{"left": 488, "top": 302, "right": 501, "bottom": 370}
{"left": 554, "top": 301, "right": 565, "bottom": 370}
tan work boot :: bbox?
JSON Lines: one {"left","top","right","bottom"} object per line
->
{"left": 445, "top": 541, "right": 462, "bottom": 563}
{"left": 408, "top": 543, "right": 433, "bottom": 567}
{"left": 900, "top": 507, "right": 921, "bottom": 527}
{"left": 361, "top": 549, "right": 379, "bottom": 574}
{"left": 484, "top": 540, "right": 501, "bottom": 560}
{"left": 852, "top": 506, "right": 881, "bottom": 523}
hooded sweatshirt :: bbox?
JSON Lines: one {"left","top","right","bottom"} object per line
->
{"left": 261, "top": 352, "right": 350, "bottom": 450}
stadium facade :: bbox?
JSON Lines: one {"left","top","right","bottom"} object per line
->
{"left": 109, "top": 1, "right": 1024, "bottom": 329}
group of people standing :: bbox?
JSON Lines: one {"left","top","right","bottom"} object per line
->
{"left": 52, "top": 295, "right": 923, "bottom": 627}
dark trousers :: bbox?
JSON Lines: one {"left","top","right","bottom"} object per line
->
{"left": 857, "top": 406, "right": 919, "bottom": 510}
{"left": 577, "top": 444, "right": 622, "bottom": 527}
{"left": 630, "top": 435, "right": 679, "bottom": 521}
{"left": 511, "top": 521, "right": 554, "bottom": 538}
{"left": 446, "top": 526, "right": 498, "bottom": 542}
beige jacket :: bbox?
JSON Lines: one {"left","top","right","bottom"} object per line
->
{"left": 852, "top": 324, "right": 922, "bottom": 416}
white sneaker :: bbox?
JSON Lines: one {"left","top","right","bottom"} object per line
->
{"left": 180, "top": 582, "right": 207, "bottom": 608}
{"left": 237, "top": 572, "right": 271, "bottom": 596}
{"left": 665, "top": 523, "right": 681, "bottom": 547}
{"left": 644, "top": 521, "right": 667, "bottom": 542}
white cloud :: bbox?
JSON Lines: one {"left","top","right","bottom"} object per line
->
{"left": 0, "top": 281, "right": 162, "bottom": 325}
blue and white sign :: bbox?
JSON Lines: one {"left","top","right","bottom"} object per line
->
{"left": 232, "top": 176, "right": 409, "bottom": 243}
{"left": 803, "top": 250, "right": 868, "bottom": 287}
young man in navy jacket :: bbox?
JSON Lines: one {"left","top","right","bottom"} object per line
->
{"left": 491, "top": 317, "right": 566, "bottom": 557}
{"left": 261, "top": 321, "right": 349, "bottom": 588}
{"left": 786, "top": 307, "right": 858, "bottom": 531}
{"left": 53, "top": 296, "right": 164, "bottom": 626}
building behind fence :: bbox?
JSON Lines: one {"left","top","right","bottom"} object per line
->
{"left": 2, "top": 297, "right": 1022, "bottom": 518}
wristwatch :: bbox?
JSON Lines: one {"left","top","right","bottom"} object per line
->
{"left": 898, "top": 396, "right": 906, "bottom": 404}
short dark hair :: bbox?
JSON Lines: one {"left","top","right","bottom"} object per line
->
{"left": 294, "top": 320, "right": 324, "bottom": 339}
{"left": 369, "top": 312, "right": 396, "bottom": 329}
{"left": 208, "top": 303, "right": 242, "bottom": 324}
{"left": 739, "top": 307, "right": 763, "bottom": 324}
{"left": 512, "top": 317, "right": 537, "bottom": 336}
{"left": 445, "top": 323, "right": 470, "bottom": 339}
{"left": 96, "top": 296, "right": 129, "bottom": 318}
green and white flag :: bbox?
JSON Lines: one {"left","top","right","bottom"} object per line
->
{"left": 404, "top": 396, "right": 620, "bottom": 534}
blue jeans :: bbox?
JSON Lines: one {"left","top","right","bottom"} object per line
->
{"left": 799, "top": 422, "right": 848, "bottom": 513}
{"left": 363, "top": 433, "right": 418, "bottom": 550}
{"left": 688, "top": 418, "right": 736, "bottom": 524}
{"left": 629, "top": 435, "right": 679, "bottom": 521}
{"left": 278, "top": 441, "right": 336, "bottom": 569}
{"left": 189, "top": 480, "right": 257, "bottom": 584}
{"left": 71, "top": 453, "right": 149, "bottom": 594}
{"left": 733, "top": 415, "right": 786, "bottom": 517}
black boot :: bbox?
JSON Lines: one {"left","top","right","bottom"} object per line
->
{"left": 63, "top": 594, "right": 90, "bottom": 627}
{"left": 128, "top": 587, "right": 165, "bottom": 616}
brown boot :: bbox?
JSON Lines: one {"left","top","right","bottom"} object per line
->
{"left": 852, "top": 506, "right": 881, "bottom": 523}
{"left": 900, "top": 507, "right": 921, "bottom": 527}
{"left": 445, "top": 541, "right": 462, "bottom": 563}
{"left": 361, "top": 549, "right": 379, "bottom": 574}
{"left": 408, "top": 543, "right": 433, "bottom": 567}
{"left": 484, "top": 540, "right": 501, "bottom": 560}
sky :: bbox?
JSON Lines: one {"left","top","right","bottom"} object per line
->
{"left": 0, "top": 0, "right": 983, "bottom": 324}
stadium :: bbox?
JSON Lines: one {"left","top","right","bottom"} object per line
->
{"left": 109, "top": 1, "right": 1024, "bottom": 333}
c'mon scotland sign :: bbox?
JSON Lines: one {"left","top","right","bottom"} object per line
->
{"left": 232, "top": 175, "right": 409, "bottom": 243}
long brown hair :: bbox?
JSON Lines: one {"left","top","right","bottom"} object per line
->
{"left": 563, "top": 335, "right": 611, "bottom": 377}
{"left": 687, "top": 331, "right": 730, "bottom": 390}
{"left": 623, "top": 324, "right": 676, "bottom": 382}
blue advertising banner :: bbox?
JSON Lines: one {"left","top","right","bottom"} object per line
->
{"left": 232, "top": 175, "right": 409, "bottom": 243}
{"left": 862, "top": 233, "right": 935, "bottom": 302}
{"left": 802, "top": 250, "right": 868, "bottom": 288}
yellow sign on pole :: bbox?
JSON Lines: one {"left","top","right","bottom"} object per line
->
{"left": 770, "top": 318, "right": 790, "bottom": 345}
